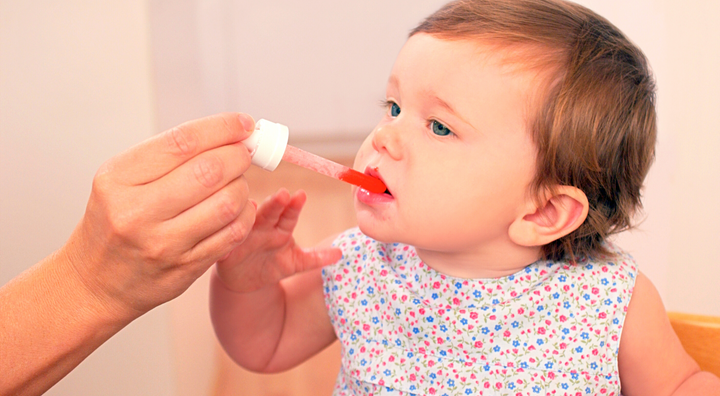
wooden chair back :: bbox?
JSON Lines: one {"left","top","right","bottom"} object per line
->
{"left": 668, "top": 311, "right": 720, "bottom": 377}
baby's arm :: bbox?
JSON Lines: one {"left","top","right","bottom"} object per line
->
{"left": 618, "top": 272, "right": 720, "bottom": 395}
{"left": 209, "top": 189, "right": 341, "bottom": 372}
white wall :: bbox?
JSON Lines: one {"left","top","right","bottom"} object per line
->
{"left": 1, "top": 1, "right": 719, "bottom": 395}
{"left": 0, "top": 1, "right": 175, "bottom": 395}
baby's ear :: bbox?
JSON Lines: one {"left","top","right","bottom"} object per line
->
{"left": 508, "top": 186, "right": 589, "bottom": 247}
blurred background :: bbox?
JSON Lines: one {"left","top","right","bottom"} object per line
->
{"left": 1, "top": 0, "right": 718, "bottom": 395}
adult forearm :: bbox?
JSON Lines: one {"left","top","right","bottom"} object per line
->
{"left": 0, "top": 249, "right": 134, "bottom": 396}
{"left": 209, "top": 268, "right": 287, "bottom": 372}
{"left": 671, "top": 371, "right": 720, "bottom": 396}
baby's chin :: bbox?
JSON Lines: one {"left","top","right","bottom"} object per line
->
{"left": 356, "top": 220, "right": 403, "bottom": 245}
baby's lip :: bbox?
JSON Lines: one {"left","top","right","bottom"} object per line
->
{"left": 364, "top": 166, "right": 392, "bottom": 196}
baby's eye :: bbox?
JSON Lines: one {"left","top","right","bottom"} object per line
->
{"left": 431, "top": 120, "right": 453, "bottom": 136}
{"left": 390, "top": 102, "right": 401, "bottom": 117}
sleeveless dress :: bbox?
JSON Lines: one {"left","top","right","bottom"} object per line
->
{"left": 322, "top": 228, "right": 637, "bottom": 396}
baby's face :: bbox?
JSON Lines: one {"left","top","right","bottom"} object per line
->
{"left": 353, "top": 33, "right": 540, "bottom": 276}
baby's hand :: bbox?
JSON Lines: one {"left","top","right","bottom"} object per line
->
{"left": 214, "top": 188, "right": 342, "bottom": 293}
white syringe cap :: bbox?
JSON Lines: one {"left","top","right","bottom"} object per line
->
{"left": 242, "top": 119, "right": 288, "bottom": 171}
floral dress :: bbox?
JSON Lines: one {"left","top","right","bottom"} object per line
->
{"left": 322, "top": 228, "right": 637, "bottom": 396}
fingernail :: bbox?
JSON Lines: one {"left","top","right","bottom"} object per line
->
{"left": 238, "top": 113, "right": 255, "bottom": 132}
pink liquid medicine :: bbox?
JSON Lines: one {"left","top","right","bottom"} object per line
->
{"left": 242, "top": 119, "right": 387, "bottom": 194}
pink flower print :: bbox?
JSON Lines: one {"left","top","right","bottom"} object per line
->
{"left": 564, "top": 284, "right": 571, "bottom": 292}
{"left": 401, "top": 295, "right": 408, "bottom": 302}
{"left": 592, "top": 287, "right": 600, "bottom": 295}
{"left": 504, "top": 330, "right": 511, "bottom": 338}
{"left": 437, "top": 337, "right": 444, "bottom": 344}
{"left": 433, "top": 281, "right": 441, "bottom": 289}
{"left": 474, "top": 341, "right": 483, "bottom": 348}
{"left": 599, "top": 312, "right": 607, "bottom": 319}
{"left": 538, "top": 327, "right": 546, "bottom": 335}
{"left": 518, "top": 308, "right": 525, "bottom": 315}
{"left": 470, "top": 312, "right": 478, "bottom": 320}
{"left": 484, "top": 382, "right": 491, "bottom": 389}
{"left": 335, "top": 274, "right": 342, "bottom": 281}
{"left": 363, "top": 324, "right": 370, "bottom": 331}
{"left": 453, "top": 297, "right": 461, "bottom": 305}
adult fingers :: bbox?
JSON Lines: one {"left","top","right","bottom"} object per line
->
{"left": 103, "top": 113, "right": 255, "bottom": 186}
{"left": 140, "top": 142, "right": 251, "bottom": 221}
{"left": 163, "top": 175, "right": 251, "bottom": 248}
{"left": 185, "top": 196, "right": 258, "bottom": 266}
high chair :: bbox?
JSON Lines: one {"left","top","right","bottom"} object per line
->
{"left": 668, "top": 312, "right": 720, "bottom": 377}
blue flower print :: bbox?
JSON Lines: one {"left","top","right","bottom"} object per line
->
{"left": 508, "top": 383, "right": 516, "bottom": 390}
{"left": 520, "top": 362, "right": 528, "bottom": 369}
{"left": 430, "top": 373, "right": 437, "bottom": 379}
{"left": 513, "top": 340, "right": 520, "bottom": 347}
{"left": 537, "top": 305, "right": 544, "bottom": 312}
{"left": 494, "top": 324, "right": 502, "bottom": 331}
{"left": 563, "top": 301, "right": 571, "bottom": 309}
{"left": 537, "top": 339, "right": 544, "bottom": 345}
{"left": 413, "top": 327, "right": 420, "bottom": 334}
{"left": 571, "top": 373, "right": 579, "bottom": 380}
{"left": 533, "top": 385, "right": 541, "bottom": 393}
{"left": 545, "top": 362, "right": 554, "bottom": 369}
{"left": 349, "top": 348, "right": 355, "bottom": 355}
{"left": 473, "top": 290, "right": 482, "bottom": 298}
{"left": 581, "top": 332, "right": 590, "bottom": 340}
{"left": 583, "top": 294, "right": 591, "bottom": 301}
{"left": 562, "top": 383, "right": 569, "bottom": 390}
{"left": 373, "top": 317, "right": 379, "bottom": 324}
{"left": 440, "top": 350, "right": 447, "bottom": 356}
{"left": 601, "top": 278, "right": 609, "bottom": 286}
{"left": 440, "top": 325, "right": 448, "bottom": 332}
{"left": 455, "top": 282, "right": 462, "bottom": 289}
{"left": 395, "top": 339, "right": 402, "bottom": 346}
{"left": 512, "top": 321, "right": 519, "bottom": 328}
{"left": 447, "top": 379, "right": 455, "bottom": 387}
{"left": 461, "top": 318, "right": 468, "bottom": 325}
{"left": 367, "top": 287, "right": 374, "bottom": 294}
{"left": 576, "top": 346, "right": 583, "bottom": 353}
{"left": 553, "top": 292, "right": 560, "bottom": 299}
{"left": 605, "top": 299, "right": 613, "bottom": 305}
{"left": 432, "top": 293, "right": 439, "bottom": 300}
{"left": 559, "top": 275, "right": 567, "bottom": 282}
{"left": 383, "top": 369, "right": 391, "bottom": 376}
{"left": 427, "top": 316, "right": 434, "bottom": 322}
{"left": 493, "top": 345, "right": 501, "bottom": 352}
{"left": 395, "top": 308, "right": 401, "bottom": 316}
{"left": 492, "top": 298, "right": 500, "bottom": 304}
{"left": 361, "top": 300, "right": 368, "bottom": 306}
{"left": 591, "top": 362, "right": 598, "bottom": 370}
{"left": 613, "top": 318, "right": 619, "bottom": 325}
{"left": 465, "top": 389, "right": 473, "bottom": 394}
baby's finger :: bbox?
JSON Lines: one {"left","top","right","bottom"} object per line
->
{"left": 276, "top": 190, "right": 307, "bottom": 233}
{"left": 255, "top": 189, "right": 291, "bottom": 226}
{"left": 163, "top": 176, "right": 251, "bottom": 248}
{"left": 105, "top": 113, "right": 255, "bottom": 186}
{"left": 294, "top": 247, "right": 343, "bottom": 273}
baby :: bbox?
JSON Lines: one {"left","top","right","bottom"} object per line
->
{"left": 210, "top": 0, "right": 720, "bottom": 395}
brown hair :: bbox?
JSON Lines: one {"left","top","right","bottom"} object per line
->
{"left": 411, "top": 0, "right": 657, "bottom": 261}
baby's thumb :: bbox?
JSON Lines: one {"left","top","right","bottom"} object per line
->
{"left": 299, "top": 247, "right": 342, "bottom": 272}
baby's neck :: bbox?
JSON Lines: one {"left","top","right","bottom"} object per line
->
{"left": 415, "top": 245, "right": 542, "bottom": 280}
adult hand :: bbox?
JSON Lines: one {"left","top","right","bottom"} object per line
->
{"left": 61, "top": 112, "right": 257, "bottom": 319}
